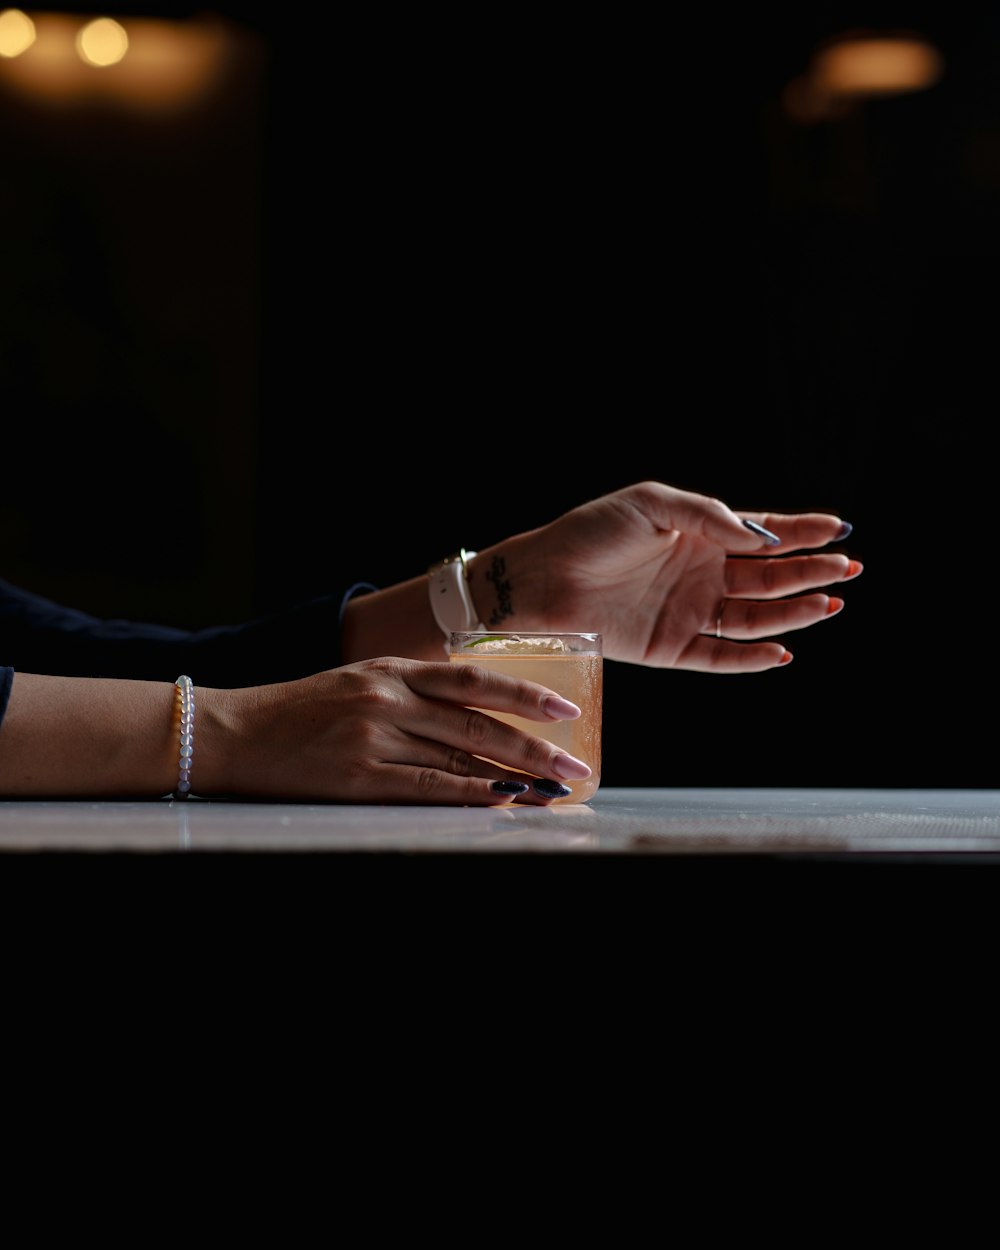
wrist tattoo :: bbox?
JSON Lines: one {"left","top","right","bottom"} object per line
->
{"left": 486, "top": 556, "right": 513, "bottom": 626}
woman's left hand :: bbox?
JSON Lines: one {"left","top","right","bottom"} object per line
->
{"left": 492, "top": 480, "right": 862, "bottom": 673}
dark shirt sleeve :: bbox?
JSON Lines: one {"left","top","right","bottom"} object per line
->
{"left": 0, "top": 665, "right": 12, "bottom": 733}
{"left": 0, "top": 577, "right": 378, "bottom": 689}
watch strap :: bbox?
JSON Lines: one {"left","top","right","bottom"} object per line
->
{"left": 427, "top": 549, "right": 486, "bottom": 640}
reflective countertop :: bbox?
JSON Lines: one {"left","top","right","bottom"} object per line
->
{"left": 1, "top": 787, "right": 998, "bottom": 856}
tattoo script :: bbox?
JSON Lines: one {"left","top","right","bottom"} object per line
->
{"left": 486, "top": 556, "right": 513, "bottom": 626}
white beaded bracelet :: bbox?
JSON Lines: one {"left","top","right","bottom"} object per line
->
{"left": 173, "top": 675, "right": 195, "bottom": 799}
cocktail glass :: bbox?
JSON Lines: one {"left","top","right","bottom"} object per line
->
{"left": 448, "top": 631, "right": 603, "bottom": 804}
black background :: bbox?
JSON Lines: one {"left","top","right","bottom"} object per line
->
{"left": 2, "top": 4, "right": 997, "bottom": 790}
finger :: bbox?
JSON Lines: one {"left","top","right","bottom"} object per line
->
{"left": 397, "top": 706, "right": 593, "bottom": 790}
{"left": 350, "top": 761, "right": 568, "bottom": 807}
{"left": 631, "top": 484, "right": 853, "bottom": 554}
{"left": 345, "top": 659, "right": 590, "bottom": 793}
{"left": 724, "top": 554, "right": 863, "bottom": 599}
{"left": 623, "top": 483, "right": 780, "bottom": 552}
{"left": 711, "top": 593, "right": 845, "bottom": 640}
{"left": 736, "top": 511, "right": 854, "bottom": 554}
{"left": 675, "top": 636, "right": 794, "bottom": 674}
{"left": 402, "top": 657, "right": 582, "bottom": 724}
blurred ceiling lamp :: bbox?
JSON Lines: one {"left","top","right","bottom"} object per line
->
{"left": 783, "top": 30, "right": 943, "bottom": 123}
{"left": 0, "top": 7, "right": 35, "bottom": 56}
{"left": 812, "top": 32, "right": 943, "bottom": 96}
{"left": 76, "top": 17, "right": 129, "bottom": 68}
{"left": 0, "top": 9, "right": 241, "bottom": 112}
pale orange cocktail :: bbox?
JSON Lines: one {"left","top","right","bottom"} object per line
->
{"left": 448, "top": 632, "right": 603, "bottom": 804}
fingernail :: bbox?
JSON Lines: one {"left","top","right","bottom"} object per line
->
{"left": 779, "top": 650, "right": 793, "bottom": 665}
{"left": 843, "top": 559, "right": 863, "bottom": 579}
{"left": 491, "top": 780, "right": 529, "bottom": 795}
{"left": 742, "top": 518, "right": 781, "bottom": 545}
{"left": 533, "top": 778, "right": 572, "bottom": 799}
{"left": 543, "top": 694, "right": 581, "bottom": 719}
{"left": 835, "top": 521, "right": 853, "bottom": 540}
{"left": 826, "top": 596, "right": 845, "bottom": 616}
{"left": 552, "top": 753, "right": 592, "bottom": 780}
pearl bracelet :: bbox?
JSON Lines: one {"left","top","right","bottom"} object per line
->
{"left": 173, "top": 675, "right": 195, "bottom": 799}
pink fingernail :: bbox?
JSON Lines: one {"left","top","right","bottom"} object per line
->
{"left": 543, "top": 694, "right": 581, "bottom": 719}
{"left": 552, "top": 753, "right": 592, "bottom": 780}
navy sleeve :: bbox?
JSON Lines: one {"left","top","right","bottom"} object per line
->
{"left": 0, "top": 666, "right": 12, "bottom": 732}
{"left": 0, "top": 577, "right": 378, "bottom": 688}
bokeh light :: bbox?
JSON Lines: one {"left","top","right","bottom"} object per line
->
{"left": 0, "top": 8, "right": 36, "bottom": 57}
{"left": 812, "top": 34, "right": 943, "bottom": 98}
{"left": 76, "top": 17, "right": 129, "bottom": 68}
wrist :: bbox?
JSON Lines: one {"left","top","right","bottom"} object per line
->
{"left": 465, "top": 532, "right": 543, "bottom": 632}
{"left": 183, "top": 685, "right": 242, "bottom": 798}
{"left": 427, "top": 549, "right": 485, "bottom": 644}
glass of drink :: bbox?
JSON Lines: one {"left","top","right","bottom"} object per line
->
{"left": 448, "top": 631, "right": 603, "bottom": 804}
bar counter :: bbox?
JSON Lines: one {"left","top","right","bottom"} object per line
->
{"left": 2, "top": 787, "right": 998, "bottom": 859}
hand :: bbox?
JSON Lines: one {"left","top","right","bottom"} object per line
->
{"left": 509, "top": 481, "right": 861, "bottom": 673}
{"left": 209, "top": 657, "right": 591, "bottom": 805}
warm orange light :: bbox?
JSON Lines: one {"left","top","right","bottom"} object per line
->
{"left": 76, "top": 17, "right": 129, "bottom": 68}
{"left": 0, "top": 12, "right": 243, "bottom": 112}
{"left": 783, "top": 30, "right": 944, "bottom": 124}
{"left": 812, "top": 35, "right": 943, "bottom": 97}
{"left": 0, "top": 8, "right": 36, "bottom": 57}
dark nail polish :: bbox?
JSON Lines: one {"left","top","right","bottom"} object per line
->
{"left": 533, "top": 778, "right": 572, "bottom": 799}
{"left": 834, "top": 521, "right": 853, "bottom": 541}
{"left": 742, "top": 518, "right": 781, "bottom": 546}
{"left": 491, "top": 780, "right": 529, "bottom": 795}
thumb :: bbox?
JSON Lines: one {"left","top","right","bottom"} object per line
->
{"left": 651, "top": 485, "right": 782, "bottom": 550}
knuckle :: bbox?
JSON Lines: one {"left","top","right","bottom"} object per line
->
{"left": 453, "top": 663, "right": 494, "bottom": 698}
{"left": 759, "top": 561, "right": 779, "bottom": 594}
{"left": 517, "top": 734, "right": 552, "bottom": 772}
{"left": 339, "top": 755, "right": 377, "bottom": 789}
{"left": 461, "top": 708, "right": 493, "bottom": 749}
{"left": 352, "top": 677, "right": 400, "bottom": 714}
{"left": 414, "top": 766, "right": 445, "bottom": 798}
{"left": 445, "top": 746, "right": 476, "bottom": 776}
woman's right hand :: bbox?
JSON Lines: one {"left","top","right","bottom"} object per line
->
{"left": 202, "top": 657, "right": 590, "bottom": 805}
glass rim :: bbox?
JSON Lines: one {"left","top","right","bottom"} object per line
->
{"left": 448, "top": 630, "right": 602, "bottom": 650}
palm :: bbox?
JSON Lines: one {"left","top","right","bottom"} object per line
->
{"left": 546, "top": 500, "right": 726, "bottom": 665}
{"left": 529, "top": 482, "right": 858, "bottom": 674}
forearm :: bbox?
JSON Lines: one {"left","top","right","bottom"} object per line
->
{"left": 340, "top": 530, "right": 550, "bottom": 663}
{"left": 0, "top": 672, "right": 241, "bottom": 798}
{"left": 341, "top": 575, "right": 448, "bottom": 661}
